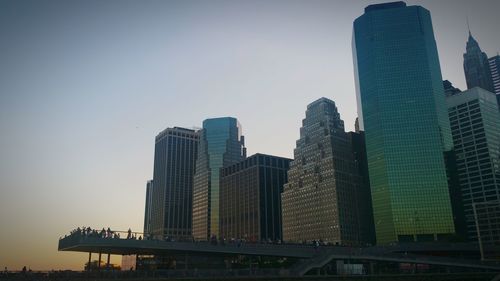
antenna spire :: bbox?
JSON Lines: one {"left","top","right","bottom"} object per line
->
{"left": 466, "top": 16, "right": 471, "bottom": 36}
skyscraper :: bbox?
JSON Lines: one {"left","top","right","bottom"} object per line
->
{"left": 192, "top": 117, "right": 246, "bottom": 240}
{"left": 447, "top": 87, "right": 500, "bottom": 241}
{"left": 143, "top": 180, "right": 153, "bottom": 235}
{"left": 281, "top": 98, "right": 371, "bottom": 245}
{"left": 463, "top": 31, "right": 495, "bottom": 93}
{"left": 488, "top": 55, "right": 500, "bottom": 105}
{"left": 219, "top": 154, "right": 291, "bottom": 242}
{"left": 149, "top": 127, "right": 199, "bottom": 239}
{"left": 353, "top": 2, "right": 455, "bottom": 243}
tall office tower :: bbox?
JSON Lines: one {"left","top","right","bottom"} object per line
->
{"left": 219, "top": 154, "right": 291, "bottom": 241}
{"left": 447, "top": 87, "right": 500, "bottom": 241}
{"left": 348, "top": 130, "right": 376, "bottom": 245}
{"left": 463, "top": 32, "right": 495, "bottom": 93}
{"left": 353, "top": 2, "right": 455, "bottom": 243}
{"left": 281, "top": 98, "right": 370, "bottom": 245}
{"left": 192, "top": 117, "right": 246, "bottom": 240}
{"left": 149, "top": 127, "right": 199, "bottom": 240}
{"left": 143, "top": 180, "right": 153, "bottom": 235}
{"left": 489, "top": 55, "right": 500, "bottom": 106}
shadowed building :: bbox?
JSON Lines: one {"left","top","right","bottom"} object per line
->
{"left": 282, "top": 98, "right": 371, "bottom": 245}
{"left": 143, "top": 180, "right": 153, "bottom": 235}
{"left": 446, "top": 87, "right": 500, "bottom": 241}
{"left": 193, "top": 117, "right": 246, "bottom": 240}
{"left": 219, "top": 154, "right": 291, "bottom": 241}
{"left": 463, "top": 32, "right": 495, "bottom": 93}
{"left": 353, "top": 2, "right": 455, "bottom": 243}
{"left": 348, "top": 128, "right": 376, "bottom": 245}
{"left": 488, "top": 55, "right": 500, "bottom": 106}
{"left": 150, "top": 127, "right": 199, "bottom": 240}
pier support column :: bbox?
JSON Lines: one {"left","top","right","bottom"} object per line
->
{"left": 88, "top": 252, "right": 92, "bottom": 272}
{"left": 107, "top": 253, "right": 111, "bottom": 269}
{"left": 98, "top": 252, "right": 102, "bottom": 270}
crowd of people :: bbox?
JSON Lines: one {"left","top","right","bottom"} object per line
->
{"left": 63, "top": 227, "right": 338, "bottom": 249}
{"left": 65, "top": 227, "right": 143, "bottom": 240}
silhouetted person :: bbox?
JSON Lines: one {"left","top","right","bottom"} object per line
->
{"left": 127, "top": 228, "right": 132, "bottom": 239}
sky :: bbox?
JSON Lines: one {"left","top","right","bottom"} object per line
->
{"left": 0, "top": 0, "right": 499, "bottom": 271}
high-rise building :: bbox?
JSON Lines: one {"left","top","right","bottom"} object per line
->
{"left": 347, "top": 130, "right": 376, "bottom": 245}
{"left": 149, "top": 127, "right": 199, "bottom": 239}
{"left": 192, "top": 117, "right": 246, "bottom": 240}
{"left": 353, "top": 2, "right": 455, "bottom": 243}
{"left": 463, "top": 31, "right": 495, "bottom": 93}
{"left": 219, "top": 154, "right": 291, "bottom": 241}
{"left": 446, "top": 87, "right": 500, "bottom": 241}
{"left": 488, "top": 55, "right": 500, "bottom": 105}
{"left": 143, "top": 180, "right": 153, "bottom": 235}
{"left": 281, "top": 98, "right": 371, "bottom": 245}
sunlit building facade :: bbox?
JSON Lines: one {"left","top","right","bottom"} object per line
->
{"left": 220, "top": 154, "right": 291, "bottom": 241}
{"left": 447, "top": 87, "right": 500, "bottom": 241}
{"left": 192, "top": 117, "right": 246, "bottom": 240}
{"left": 353, "top": 2, "right": 455, "bottom": 243}
{"left": 150, "top": 127, "right": 199, "bottom": 239}
{"left": 282, "top": 98, "right": 371, "bottom": 245}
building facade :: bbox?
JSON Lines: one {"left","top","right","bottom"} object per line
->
{"left": 143, "top": 180, "right": 153, "bottom": 235}
{"left": 150, "top": 127, "right": 199, "bottom": 239}
{"left": 447, "top": 87, "right": 500, "bottom": 241}
{"left": 353, "top": 2, "right": 455, "bottom": 243}
{"left": 463, "top": 32, "right": 495, "bottom": 93}
{"left": 192, "top": 117, "right": 246, "bottom": 240}
{"left": 488, "top": 55, "right": 500, "bottom": 106}
{"left": 347, "top": 130, "right": 376, "bottom": 245}
{"left": 219, "top": 154, "right": 291, "bottom": 241}
{"left": 281, "top": 98, "right": 371, "bottom": 245}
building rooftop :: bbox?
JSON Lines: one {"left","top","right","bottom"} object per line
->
{"left": 365, "top": 1, "right": 406, "bottom": 13}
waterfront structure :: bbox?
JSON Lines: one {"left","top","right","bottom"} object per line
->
{"left": 219, "top": 154, "right": 291, "bottom": 241}
{"left": 447, "top": 87, "right": 500, "bottom": 241}
{"left": 353, "top": 2, "right": 455, "bottom": 243}
{"left": 489, "top": 55, "right": 500, "bottom": 105}
{"left": 143, "top": 180, "right": 153, "bottom": 235}
{"left": 150, "top": 127, "right": 199, "bottom": 239}
{"left": 463, "top": 32, "right": 495, "bottom": 93}
{"left": 192, "top": 117, "right": 246, "bottom": 240}
{"left": 281, "top": 97, "right": 371, "bottom": 245}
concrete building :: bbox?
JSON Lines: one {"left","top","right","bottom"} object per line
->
{"left": 219, "top": 154, "right": 291, "bottom": 241}
{"left": 281, "top": 98, "right": 371, "bottom": 246}
{"left": 150, "top": 127, "right": 199, "bottom": 239}
{"left": 488, "top": 55, "right": 500, "bottom": 106}
{"left": 447, "top": 87, "right": 500, "bottom": 241}
{"left": 353, "top": 1, "right": 455, "bottom": 243}
{"left": 192, "top": 117, "right": 246, "bottom": 240}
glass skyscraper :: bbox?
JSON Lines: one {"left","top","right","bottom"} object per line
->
{"left": 353, "top": 2, "right": 455, "bottom": 243}
{"left": 192, "top": 117, "right": 246, "bottom": 240}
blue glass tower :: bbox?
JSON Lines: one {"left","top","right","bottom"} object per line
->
{"left": 353, "top": 2, "right": 455, "bottom": 243}
{"left": 192, "top": 117, "right": 246, "bottom": 240}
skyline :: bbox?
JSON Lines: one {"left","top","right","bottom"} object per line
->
{"left": 1, "top": 0, "right": 500, "bottom": 271}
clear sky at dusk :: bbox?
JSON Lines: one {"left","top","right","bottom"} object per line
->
{"left": 0, "top": 0, "right": 499, "bottom": 271}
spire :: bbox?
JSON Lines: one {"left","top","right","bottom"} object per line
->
{"left": 466, "top": 16, "right": 471, "bottom": 37}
